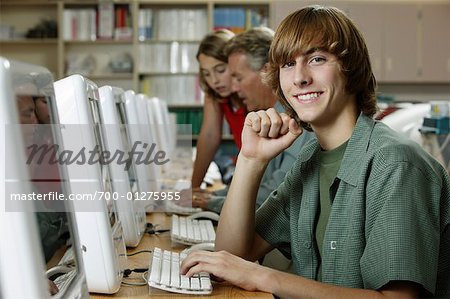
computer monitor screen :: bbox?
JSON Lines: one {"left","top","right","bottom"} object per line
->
{"left": 0, "top": 57, "right": 88, "bottom": 299}
{"left": 98, "top": 85, "right": 146, "bottom": 247}
{"left": 122, "top": 90, "right": 157, "bottom": 212}
{"left": 53, "top": 75, "right": 126, "bottom": 294}
{"left": 135, "top": 93, "right": 162, "bottom": 192}
{"left": 115, "top": 99, "right": 138, "bottom": 192}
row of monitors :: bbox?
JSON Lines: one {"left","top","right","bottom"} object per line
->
{"left": 0, "top": 57, "right": 184, "bottom": 298}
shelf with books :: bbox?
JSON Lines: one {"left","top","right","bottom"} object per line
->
{"left": 63, "top": 2, "right": 133, "bottom": 41}
{"left": 60, "top": 1, "right": 134, "bottom": 89}
{"left": 213, "top": 3, "right": 269, "bottom": 33}
{"left": 137, "top": 3, "right": 208, "bottom": 42}
{"left": 136, "top": 3, "right": 208, "bottom": 105}
{"left": 0, "top": 0, "right": 273, "bottom": 102}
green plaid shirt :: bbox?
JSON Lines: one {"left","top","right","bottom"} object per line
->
{"left": 256, "top": 114, "right": 450, "bottom": 297}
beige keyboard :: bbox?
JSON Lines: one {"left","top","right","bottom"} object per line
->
{"left": 148, "top": 247, "right": 212, "bottom": 295}
{"left": 171, "top": 215, "right": 215, "bottom": 245}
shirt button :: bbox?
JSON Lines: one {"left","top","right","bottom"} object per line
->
{"left": 303, "top": 241, "right": 311, "bottom": 249}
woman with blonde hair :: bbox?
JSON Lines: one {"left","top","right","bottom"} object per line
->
{"left": 191, "top": 29, "right": 246, "bottom": 188}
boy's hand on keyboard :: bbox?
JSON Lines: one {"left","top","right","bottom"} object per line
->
{"left": 180, "top": 250, "right": 263, "bottom": 291}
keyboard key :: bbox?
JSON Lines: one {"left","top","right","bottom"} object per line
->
{"left": 148, "top": 247, "right": 212, "bottom": 295}
{"left": 165, "top": 201, "right": 202, "bottom": 215}
{"left": 171, "top": 216, "right": 216, "bottom": 245}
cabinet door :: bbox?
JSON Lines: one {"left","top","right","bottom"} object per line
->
{"left": 421, "top": 3, "right": 450, "bottom": 82}
{"left": 346, "top": 3, "right": 384, "bottom": 82}
{"left": 271, "top": 1, "right": 341, "bottom": 29}
{"left": 383, "top": 3, "right": 419, "bottom": 82}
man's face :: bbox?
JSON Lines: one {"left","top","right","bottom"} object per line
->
{"left": 228, "top": 52, "right": 271, "bottom": 112}
{"left": 34, "top": 96, "right": 50, "bottom": 124}
{"left": 17, "top": 95, "right": 38, "bottom": 143}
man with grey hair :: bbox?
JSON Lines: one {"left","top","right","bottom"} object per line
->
{"left": 225, "top": 27, "right": 276, "bottom": 112}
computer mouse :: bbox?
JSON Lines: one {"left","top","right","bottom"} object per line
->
{"left": 181, "top": 242, "right": 215, "bottom": 255}
{"left": 187, "top": 211, "right": 220, "bottom": 223}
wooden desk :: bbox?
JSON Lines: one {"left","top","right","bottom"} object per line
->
{"left": 90, "top": 212, "right": 273, "bottom": 298}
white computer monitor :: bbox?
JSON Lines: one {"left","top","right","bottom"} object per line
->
{"left": 160, "top": 100, "right": 177, "bottom": 155}
{"left": 98, "top": 85, "right": 146, "bottom": 247}
{"left": 123, "top": 90, "right": 162, "bottom": 212}
{"left": 0, "top": 57, "right": 88, "bottom": 299}
{"left": 135, "top": 93, "right": 162, "bottom": 190}
{"left": 53, "top": 74, "right": 127, "bottom": 294}
{"left": 146, "top": 97, "right": 172, "bottom": 173}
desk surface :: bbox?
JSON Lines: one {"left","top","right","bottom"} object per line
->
{"left": 90, "top": 212, "right": 274, "bottom": 299}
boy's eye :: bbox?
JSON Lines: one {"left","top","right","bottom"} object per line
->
{"left": 281, "top": 61, "right": 295, "bottom": 68}
{"left": 310, "top": 56, "right": 326, "bottom": 64}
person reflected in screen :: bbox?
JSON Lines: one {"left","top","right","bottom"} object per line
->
{"left": 191, "top": 29, "right": 247, "bottom": 189}
{"left": 16, "top": 95, "right": 38, "bottom": 144}
{"left": 16, "top": 94, "right": 65, "bottom": 295}
{"left": 34, "top": 96, "right": 50, "bottom": 124}
{"left": 180, "top": 6, "right": 450, "bottom": 298}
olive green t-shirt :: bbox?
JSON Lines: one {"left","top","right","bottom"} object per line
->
{"left": 316, "top": 140, "right": 348, "bottom": 280}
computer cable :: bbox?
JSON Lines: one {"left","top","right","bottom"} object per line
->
{"left": 46, "top": 264, "right": 74, "bottom": 279}
{"left": 121, "top": 268, "right": 149, "bottom": 286}
{"left": 145, "top": 222, "right": 170, "bottom": 235}
{"left": 127, "top": 250, "right": 152, "bottom": 257}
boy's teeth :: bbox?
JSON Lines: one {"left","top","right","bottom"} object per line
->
{"left": 298, "top": 93, "right": 319, "bottom": 100}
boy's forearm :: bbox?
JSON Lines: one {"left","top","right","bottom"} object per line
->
{"left": 215, "top": 154, "right": 268, "bottom": 256}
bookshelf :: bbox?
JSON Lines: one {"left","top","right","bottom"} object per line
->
{"left": 0, "top": 0, "right": 270, "bottom": 105}
{"left": 0, "top": 0, "right": 270, "bottom": 141}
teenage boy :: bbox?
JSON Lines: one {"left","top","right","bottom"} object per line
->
{"left": 181, "top": 6, "right": 450, "bottom": 298}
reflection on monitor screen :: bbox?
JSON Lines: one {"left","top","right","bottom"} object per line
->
{"left": 54, "top": 74, "right": 126, "bottom": 294}
{"left": 135, "top": 93, "right": 162, "bottom": 192}
{"left": 0, "top": 57, "right": 88, "bottom": 299}
{"left": 98, "top": 85, "right": 146, "bottom": 247}
{"left": 146, "top": 97, "right": 170, "bottom": 174}
{"left": 123, "top": 90, "right": 154, "bottom": 211}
